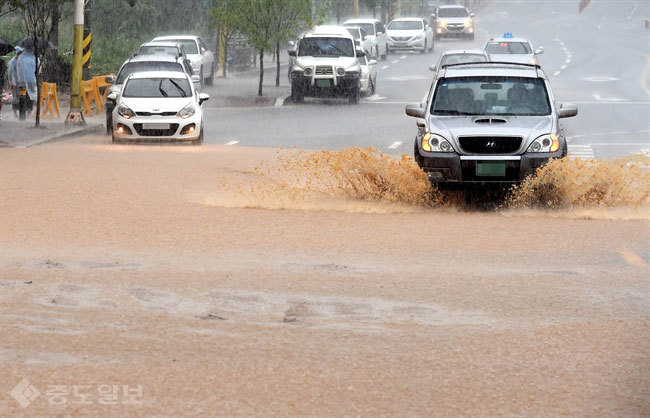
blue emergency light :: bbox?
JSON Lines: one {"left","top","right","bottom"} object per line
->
{"left": 503, "top": 32, "right": 513, "bottom": 38}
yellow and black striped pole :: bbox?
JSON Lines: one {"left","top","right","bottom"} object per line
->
{"left": 82, "top": 0, "right": 92, "bottom": 80}
{"left": 353, "top": 0, "right": 359, "bottom": 17}
{"left": 66, "top": 0, "right": 85, "bottom": 125}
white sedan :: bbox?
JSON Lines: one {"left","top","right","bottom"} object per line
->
{"left": 358, "top": 54, "right": 378, "bottom": 96}
{"left": 152, "top": 35, "right": 216, "bottom": 86}
{"left": 108, "top": 71, "right": 210, "bottom": 145}
{"left": 386, "top": 18, "right": 434, "bottom": 54}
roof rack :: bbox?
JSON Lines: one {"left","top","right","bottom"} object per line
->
{"left": 441, "top": 61, "right": 541, "bottom": 69}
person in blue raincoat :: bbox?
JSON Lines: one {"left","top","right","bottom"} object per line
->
{"left": 8, "top": 46, "right": 22, "bottom": 117}
{"left": 16, "top": 47, "right": 37, "bottom": 115}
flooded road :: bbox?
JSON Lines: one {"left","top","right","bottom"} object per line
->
{"left": 1, "top": 137, "right": 648, "bottom": 415}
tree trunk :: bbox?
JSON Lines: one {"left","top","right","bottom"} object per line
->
{"left": 258, "top": 49, "right": 264, "bottom": 96}
{"left": 34, "top": 36, "right": 40, "bottom": 128}
{"left": 275, "top": 41, "right": 280, "bottom": 87}
{"left": 223, "top": 37, "right": 228, "bottom": 78}
{"left": 50, "top": 4, "right": 60, "bottom": 47}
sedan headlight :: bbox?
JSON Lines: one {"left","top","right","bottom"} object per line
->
{"left": 422, "top": 132, "right": 454, "bottom": 152}
{"left": 464, "top": 18, "right": 472, "bottom": 27}
{"left": 438, "top": 19, "right": 447, "bottom": 28}
{"left": 117, "top": 104, "right": 135, "bottom": 119}
{"left": 527, "top": 133, "right": 559, "bottom": 153}
{"left": 177, "top": 103, "right": 195, "bottom": 119}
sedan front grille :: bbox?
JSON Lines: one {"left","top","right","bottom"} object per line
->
{"left": 391, "top": 36, "right": 412, "bottom": 42}
{"left": 458, "top": 136, "right": 522, "bottom": 154}
{"left": 447, "top": 24, "right": 465, "bottom": 30}
{"left": 133, "top": 123, "right": 179, "bottom": 137}
{"left": 136, "top": 111, "right": 177, "bottom": 117}
{"left": 315, "top": 66, "right": 333, "bottom": 75}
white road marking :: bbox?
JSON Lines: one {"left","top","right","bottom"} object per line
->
{"left": 597, "top": 24, "right": 603, "bottom": 31}
{"left": 225, "top": 140, "right": 240, "bottom": 146}
{"left": 381, "top": 65, "right": 389, "bottom": 70}
{"left": 592, "top": 93, "right": 628, "bottom": 102}
{"left": 553, "top": 71, "right": 561, "bottom": 77}
{"left": 274, "top": 97, "right": 285, "bottom": 107}
{"left": 568, "top": 144, "right": 595, "bottom": 160}
{"left": 572, "top": 101, "right": 649, "bottom": 105}
{"left": 364, "top": 94, "right": 386, "bottom": 101}
{"left": 391, "top": 60, "right": 399, "bottom": 64}
{"left": 610, "top": 131, "right": 628, "bottom": 134}
{"left": 565, "top": 59, "right": 571, "bottom": 64}
{"left": 387, "top": 76, "right": 428, "bottom": 81}
{"left": 627, "top": 0, "right": 638, "bottom": 20}
{"left": 388, "top": 141, "right": 403, "bottom": 149}
{"left": 560, "top": 65, "right": 567, "bottom": 70}
{"left": 582, "top": 76, "right": 620, "bottom": 82}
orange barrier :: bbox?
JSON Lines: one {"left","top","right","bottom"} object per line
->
{"left": 40, "top": 82, "right": 61, "bottom": 119}
{"left": 81, "top": 79, "right": 102, "bottom": 115}
{"left": 94, "top": 74, "right": 114, "bottom": 105}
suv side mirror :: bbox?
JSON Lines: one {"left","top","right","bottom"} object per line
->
{"left": 377, "top": 31, "right": 383, "bottom": 35}
{"left": 288, "top": 50, "right": 296, "bottom": 57}
{"left": 106, "top": 92, "right": 118, "bottom": 102}
{"left": 405, "top": 103, "right": 426, "bottom": 118}
{"left": 198, "top": 93, "right": 210, "bottom": 105}
{"left": 356, "top": 49, "right": 366, "bottom": 58}
{"left": 429, "top": 65, "right": 437, "bottom": 72}
{"left": 534, "top": 47, "right": 544, "bottom": 55}
{"left": 470, "top": 13, "right": 475, "bottom": 17}
{"left": 191, "top": 75, "right": 201, "bottom": 84}
{"left": 105, "top": 75, "right": 115, "bottom": 84}
{"left": 557, "top": 103, "right": 578, "bottom": 118}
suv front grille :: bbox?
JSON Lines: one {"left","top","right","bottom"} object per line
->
{"left": 315, "top": 66, "right": 333, "bottom": 75}
{"left": 458, "top": 136, "right": 522, "bottom": 154}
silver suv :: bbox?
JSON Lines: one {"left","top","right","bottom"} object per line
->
{"left": 405, "top": 62, "right": 578, "bottom": 185}
{"left": 288, "top": 26, "right": 364, "bottom": 104}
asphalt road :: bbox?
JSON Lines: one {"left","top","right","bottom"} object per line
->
{"left": 202, "top": 0, "right": 650, "bottom": 160}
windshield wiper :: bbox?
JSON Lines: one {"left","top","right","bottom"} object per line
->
{"left": 168, "top": 78, "right": 187, "bottom": 97}
{"left": 158, "top": 79, "right": 168, "bottom": 97}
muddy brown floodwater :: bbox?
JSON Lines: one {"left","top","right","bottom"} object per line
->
{"left": 1, "top": 136, "right": 649, "bottom": 416}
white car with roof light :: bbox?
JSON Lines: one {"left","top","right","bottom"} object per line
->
{"left": 108, "top": 71, "right": 209, "bottom": 145}
{"left": 152, "top": 35, "right": 215, "bottom": 85}
{"left": 432, "top": 5, "right": 475, "bottom": 40}
{"left": 483, "top": 34, "right": 544, "bottom": 65}
{"left": 386, "top": 17, "right": 434, "bottom": 54}
{"left": 428, "top": 49, "right": 488, "bottom": 74}
{"left": 288, "top": 25, "right": 365, "bottom": 104}
{"left": 342, "top": 18, "right": 388, "bottom": 60}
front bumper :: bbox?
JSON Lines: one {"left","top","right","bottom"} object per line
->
{"left": 387, "top": 38, "right": 426, "bottom": 50}
{"left": 415, "top": 148, "right": 561, "bottom": 185}
{"left": 112, "top": 113, "right": 202, "bottom": 141}
{"left": 435, "top": 25, "right": 474, "bottom": 37}
{"left": 290, "top": 72, "right": 360, "bottom": 97}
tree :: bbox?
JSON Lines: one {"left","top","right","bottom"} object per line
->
{"left": 269, "top": 0, "right": 311, "bottom": 87}
{"left": 211, "top": 0, "right": 246, "bottom": 78}
{"left": 20, "top": 0, "right": 64, "bottom": 127}
{"left": 361, "top": 0, "right": 379, "bottom": 17}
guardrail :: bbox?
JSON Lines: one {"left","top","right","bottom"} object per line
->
{"left": 40, "top": 82, "right": 61, "bottom": 119}
{"left": 81, "top": 75, "right": 114, "bottom": 116}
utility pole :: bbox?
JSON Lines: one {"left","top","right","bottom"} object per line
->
{"left": 82, "top": 0, "right": 92, "bottom": 80}
{"left": 353, "top": 0, "right": 359, "bottom": 17}
{"left": 66, "top": 0, "right": 85, "bottom": 125}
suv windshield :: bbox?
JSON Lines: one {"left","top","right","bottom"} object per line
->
{"left": 139, "top": 46, "right": 179, "bottom": 56}
{"left": 298, "top": 37, "right": 354, "bottom": 57}
{"left": 485, "top": 41, "right": 532, "bottom": 54}
{"left": 388, "top": 20, "right": 423, "bottom": 30}
{"left": 431, "top": 76, "right": 551, "bottom": 116}
{"left": 158, "top": 39, "right": 197, "bottom": 54}
{"left": 116, "top": 62, "right": 184, "bottom": 84}
{"left": 122, "top": 77, "right": 191, "bottom": 98}
{"left": 437, "top": 7, "right": 469, "bottom": 17}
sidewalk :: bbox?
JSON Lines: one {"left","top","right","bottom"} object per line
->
{"left": 0, "top": 106, "right": 103, "bottom": 148}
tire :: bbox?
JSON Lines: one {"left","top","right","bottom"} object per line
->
{"left": 469, "top": 33, "right": 475, "bottom": 41}
{"left": 106, "top": 114, "right": 112, "bottom": 136}
{"left": 375, "top": 46, "right": 379, "bottom": 60}
{"left": 380, "top": 45, "right": 388, "bottom": 60}
{"left": 291, "top": 80, "right": 304, "bottom": 103}
{"left": 428, "top": 38, "right": 434, "bottom": 53}
{"left": 348, "top": 87, "right": 360, "bottom": 104}
{"left": 111, "top": 131, "right": 121, "bottom": 144}
{"left": 191, "top": 128, "right": 204, "bottom": 146}
{"left": 206, "top": 62, "right": 214, "bottom": 86}
{"left": 421, "top": 41, "right": 427, "bottom": 54}
{"left": 199, "top": 66, "right": 204, "bottom": 87}
{"left": 369, "top": 76, "right": 376, "bottom": 95}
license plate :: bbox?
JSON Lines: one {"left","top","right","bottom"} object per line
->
{"left": 316, "top": 79, "right": 332, "bottom": 87}
{"left": 142, "top": 123, "right": 170, "bottom": 130}
{"left": 476, "top": 162, "right": 506, "bottom": 177}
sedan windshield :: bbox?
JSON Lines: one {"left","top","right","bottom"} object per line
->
{"left": 388, "top": 20, "right": 423, "bottom": 30}
{"left": 437, "top": 7, "right": 469, "bottom": 17}
{"left": 159, "top": 39, "right": 197, "bottom": 54}
{"left": 122, "top": 77, "right": 191, "bottom": 98}
{"left": 116, "top": 62, "right": 184, "bottom": 84}
{"left": 440, "top": 54, "right": 488, "bottom": 66}
{"left": 485, "top": 41, "right": 532, "bottom": 54}
{"left": 431, "top": 76, "right": 551, "bottom": 116}
{"left": 298, "top": 37, "right": 354, "bottom": 57}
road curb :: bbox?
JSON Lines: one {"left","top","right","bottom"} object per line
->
{"left": 2, "top": 123, "right": 104, "bottom": 148}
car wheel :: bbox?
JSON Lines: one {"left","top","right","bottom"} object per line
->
{"left": 469, "top": 33, "right": 475, "bottom": 41}
{"left": 380, "top": 45, "right": 387, "bottom": 60}
{"left": 291, "top": 80, "right": 304, "bottom": 103}
{"left": 206, "top": 62, "right": 215, "bottom": 86}
{"left": 199, "top": 66, "right": 204, "bottom": 87}
{"left": 421, "top": 41, "right": 427, "bottom": 54}
{"left": 349, "top": 87, "right": 360, "bottom": 104}
{"left": 106, "top": 115, "right": 112, "bottom": 136}
{"left": 111, "top": 131, "right": 121, "bottom": 144}
{"left": 369, "top": 76, "right": 376, "bottom": 95}
{"left": 429, "top": 38, "right": 434, "bottom": 53}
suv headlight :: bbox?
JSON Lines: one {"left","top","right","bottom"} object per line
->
{"left": 336, "top": 67, "right": 345, "bottom": 76}
{"left": 422, "top": 133, "right": 454, "bottom": 152}
{"left": 177, "top": 103, "right": 195, "bottom": 119}
{"left": 117, "top": 104, "right": 135, "bottom": 119}
{"left": 464, "top": 18, "right": 472, "bottom": 27}
{"left": 303, "top": 67, "right": 313, "bottom": 76}
{"left": 527, "top": 133, "right": 559, "bottom": 153}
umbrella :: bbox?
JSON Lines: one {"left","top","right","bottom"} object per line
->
{"left": 0, "top": 37, "right": 13, "bottom": 56}
{"left": 16, "top": 36, "right": 56, "bottom": 52}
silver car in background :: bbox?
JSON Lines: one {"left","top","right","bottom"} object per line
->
{"left": 152, "top": 35, "right": 216, "bottom": 86}
{"left": 484, "top": 35, "right": 544, "bottom": 66}
{"left": 429, "top": 49, "right": 488, "bottom": 73}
